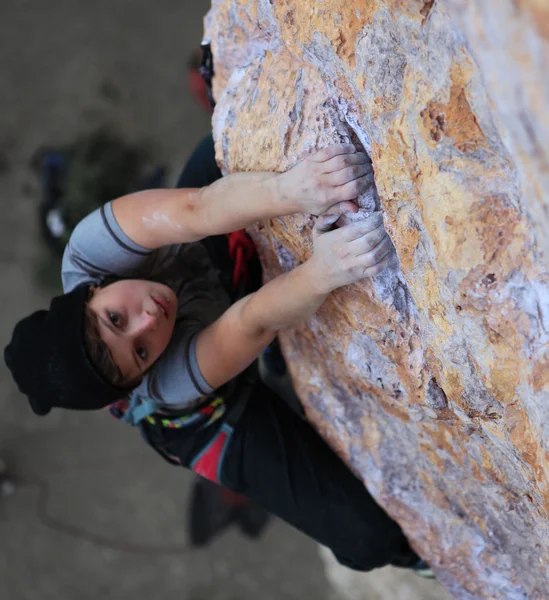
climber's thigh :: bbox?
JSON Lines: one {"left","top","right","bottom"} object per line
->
{"left": 220, "top": 383, "right": 417, "bottom": 571}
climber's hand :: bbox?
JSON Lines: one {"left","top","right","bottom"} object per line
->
{"left": 277, "top": 143, "right": 373, "bottom": 217}
{"left": 309, "top": 212, "right": 396, "bottom": 293}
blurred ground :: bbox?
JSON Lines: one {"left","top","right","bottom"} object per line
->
{"left": 0, "top": 2, "right": 450, "bottom": 599}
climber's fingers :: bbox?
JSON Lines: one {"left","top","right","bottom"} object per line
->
{"left": 313, "top": 213, "right": 342, "bottom": 237}
{"left": 324, "top": 162, "right": 372, "bottom": 187}
{"left": 347, "top": 221, "right": 389, "bottom": 253}
{"left": 322, "top": 151, "right": 371, "bottom": 174}
{"left": 323, "top": 200, "right": 359, "bottom": 217}
{"left": 310, "top": 143, "right": 357, "bottom": 163}
{"left": 331, "top": 172, "right": 375, "bottom": 202}
{"left": 339, "top": 212, "right": 385, "bottom": 242}
{"left": 359, "top": 244, "right": 396, "bottom": 278}
{"left": 315, "top": 213, "right": 385, "bottom": 244}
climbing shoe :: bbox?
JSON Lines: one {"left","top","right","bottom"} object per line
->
{"left": 412, "top": 559, "right": 436, "bottom": 579}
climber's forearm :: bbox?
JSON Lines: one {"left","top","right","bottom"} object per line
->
{"left": 196, "top": 141, "right": 376, "bottom": 237}
{"left": 240, "top": 260, "right": 330, "bottom": 334}
{"left": 194, "top": 260, "right": 329, "bottom": 390}
{"left": 109, "top": 173, "right": 291, "bottom": 250}
{"left": 197, "top": 172, "right": 298, "bottom": 237}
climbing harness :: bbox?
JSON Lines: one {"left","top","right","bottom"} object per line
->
{"left": 109, "top": 367, "right": 257, "bottom": 485}
{"left": 227, "top": 229, "right": 256, "bottom": 289}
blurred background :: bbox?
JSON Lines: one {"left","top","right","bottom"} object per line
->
{"left": 0, "top": 2, "right": 332, "bottom": 599}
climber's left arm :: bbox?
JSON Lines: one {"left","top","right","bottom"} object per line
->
{"left": 195, "top": 212, "right": 395, "bottom": 389}
{"left": 110, "top": 144, "right": 373, "bottom": 250}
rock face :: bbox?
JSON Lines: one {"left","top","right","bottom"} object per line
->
{"left": 204, "top": 1, "right": 549, "bottom": 598}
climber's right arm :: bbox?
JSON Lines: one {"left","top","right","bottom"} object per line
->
{"left": 194, "top": 213, "right": 395, "bottom": 389}
{"left": 109, "top": 144, "right": 373, "bottom": 250}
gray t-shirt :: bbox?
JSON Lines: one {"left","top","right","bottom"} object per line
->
{"left": 62, "top": 202, "right": 231, "bottom": 412}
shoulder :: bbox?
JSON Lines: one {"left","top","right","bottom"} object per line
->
{"left": 131, "top": 323, "right": 212, "bottom": 411}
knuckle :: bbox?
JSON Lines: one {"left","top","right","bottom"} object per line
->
{"left": 318, "top": 187, "right": 329, "bottom": 204}
{"left": 315, "top": 153, "right": 326, "bottom": 164}
{"left": 372, "top": 262, "right": 386, "bottom": 275}
{"left": 373, "top": 244, "right": 389, "bottom": 261}
{"left": 340, "top": 248, "right": 351, "bottom": 261}
{"left": 344, "top": 166, "right": 355, "bottom": 180}
{"left": 336, "top": 187, "right": 350, "bottom": 202}
{"left": 364, "top": 262, "right": 378, "bottom": 277}
{"left": 305, "top": 158, "right": 316, "bottom": 173}
{"left": 371, "top": 232, "right": 381, "bottom": 246}
{"left": 345, "top": 261, "right": 357, "bottom": 275}
{"left": 312, "top": 161, "right": 323, "bottom": 176}
{"left": 329, "top": 156, "right": 343, "bottom": 171}
{"left": 367, "top": 246, "right": 382, "bottom": 261}
{"left": 363, "top": 239, "right": 375, "bottom": 253}
{"left": 362, "top": 255, "right": 374, "bottom": 270}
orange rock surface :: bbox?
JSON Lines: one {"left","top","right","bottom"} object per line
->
{"left": 205, "top": 1, "right": 549, "bottom": 597}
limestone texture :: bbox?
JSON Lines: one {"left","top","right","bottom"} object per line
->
{"left": 204, "top": 1, "right": 549, "bottom": 598}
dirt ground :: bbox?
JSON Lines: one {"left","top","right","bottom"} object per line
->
{"left": 0, "top": 2, "right": 451, "bottom": 598}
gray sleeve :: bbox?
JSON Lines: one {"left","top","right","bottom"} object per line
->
{"left": 135, "top": 323, "right": 214, "bottom": 410}
{"left": 61, "top": 202, "right": 158, "bottom": 292}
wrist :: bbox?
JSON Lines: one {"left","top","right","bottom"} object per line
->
{"left": 272, "top": 171, "right": 300, "bottom": 215}
{"left": 300, "top": 258, "right": 334, "bottom": 296}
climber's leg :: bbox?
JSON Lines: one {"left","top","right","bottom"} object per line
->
{"left": 0, "top": 459, "right": 14, "bottom": 499}
{"left": 220, "top": 382, "right": 420, "bottom": 572}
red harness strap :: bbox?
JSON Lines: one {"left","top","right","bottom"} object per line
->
{"left": 191, "top": 424, "right": 233, "bottom": 484}
{"left": 191, "top": 378, "right": 254, "bottom": 484}
{"left": 227, "top": 230, "right": 256, "bottom": 289}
